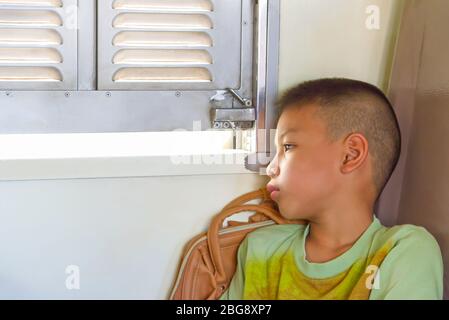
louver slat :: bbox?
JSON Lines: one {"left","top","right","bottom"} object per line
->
{"left": 112, "top": 0, "right": 213, "bottom": 12}
{"left": 0, "top": 48, "right": 62, "bottom": 63}
{"left": 0, "top": 66, "right": 61, "bottom": 82}
{"left": 113, "top": 49, "right": 212, "bottom": 65}
{"left": 0, "top": 0, "right": 62, "bottom": 6}
{"left": 0, "top": 10, "right": 62, "bottom": 27}
{"left": 0, "top": 29, "right": 62, "bottom": 45}
{"left": 113, "top": 67, "right": 212, "bottom": 83}
{"left": 113, "top": 13, "right": 213, "bottom": 30}
{"left": 113, "top": 31, "right": 212, "bottom": 48}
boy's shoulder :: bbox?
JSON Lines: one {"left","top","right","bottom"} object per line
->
{"left": 377, "top": 222, "right": 436, "bottom": 241}
{"left": 373, "top": 222, "right": 441, "bottom": 256}
{"left": 370, "top": 222, "right": 444, "bottom": 299}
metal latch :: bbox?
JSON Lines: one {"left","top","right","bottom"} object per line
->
{"left": 227, "top": 88, "right": 252, "bottom": 107}
{"left": 211, "top": 88, "right": 255, "bottom": 129}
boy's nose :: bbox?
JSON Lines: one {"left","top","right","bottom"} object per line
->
{"left": 266, "top": 156, "right": 279, "bottom": 178}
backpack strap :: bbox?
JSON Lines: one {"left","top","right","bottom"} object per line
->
{"left": 221, "top": 187, "right": 271, "bottom": 211}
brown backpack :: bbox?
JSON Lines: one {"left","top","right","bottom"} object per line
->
{"left": 168, "top": 187, "right": 305, "bottom": 300}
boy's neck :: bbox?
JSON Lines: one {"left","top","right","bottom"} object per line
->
{"left": 304, "top": 202, "right": 374, "bottom": 263}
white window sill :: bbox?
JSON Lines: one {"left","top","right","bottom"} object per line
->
{"left": 0, "top": 132, "right": 256, "bottom": 181}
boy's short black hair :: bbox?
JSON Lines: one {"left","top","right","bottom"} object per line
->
{"left": 277, "top": 78, "right": 402, "bottom": 200}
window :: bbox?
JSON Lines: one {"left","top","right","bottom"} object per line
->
{"left": 0, "top": 0, "right": 279, "bottom": 157}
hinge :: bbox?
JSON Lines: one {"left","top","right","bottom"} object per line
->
{"left": 210, "top": 88, "right": 255, "bottom": 130}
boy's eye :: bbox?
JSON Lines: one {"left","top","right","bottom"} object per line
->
{"left": 283, "top": 144, "right": 294, "bottom": 152}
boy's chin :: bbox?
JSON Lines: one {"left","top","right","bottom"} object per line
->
{"left": 278, "top": 205, "right": 309, "bottom": 222}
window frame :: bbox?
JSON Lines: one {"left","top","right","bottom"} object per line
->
{"left": 0, "top": 0, "right": 280, "bottom": 158}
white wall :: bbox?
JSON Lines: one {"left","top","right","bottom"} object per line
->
{"left": 279, "top": 0, "right": 404, "bottom": 92}
{"left": 0, "top": 0, "right": 404, "bottom": 299}
{"left": 0, "top": 174, "right": 266, "bottom": 299}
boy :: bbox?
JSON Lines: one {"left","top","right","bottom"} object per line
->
{"left": 220, "top": 78, "right": 443, "bottom": 300}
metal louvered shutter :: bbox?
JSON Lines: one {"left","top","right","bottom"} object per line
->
{"left": 0, "top": 0, "right": 77, "bottom": 90}
{"left": 0, "top": 0, "right": 278, "bottom": 134}
{"left": 97, "top": 0, "right": 243, "bottom": 90}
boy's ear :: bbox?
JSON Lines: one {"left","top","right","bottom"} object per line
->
{"left": 340, "top": 133, "right": 369, "bottom": 174}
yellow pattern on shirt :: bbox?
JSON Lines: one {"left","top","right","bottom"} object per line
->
{"left": 243, "top": 240, "right": 393, "bottom": 300}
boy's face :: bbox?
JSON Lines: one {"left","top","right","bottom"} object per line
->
{"left": 266, "top": 104, "right": 343, "bottom": 220}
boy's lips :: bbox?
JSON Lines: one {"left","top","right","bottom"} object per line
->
{"left": 266, "top": 184, "right": 280, "bottom": 200}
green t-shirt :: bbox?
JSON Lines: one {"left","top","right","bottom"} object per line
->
{"left": 219, "top": 216, "right": 443, "bottom": 300}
